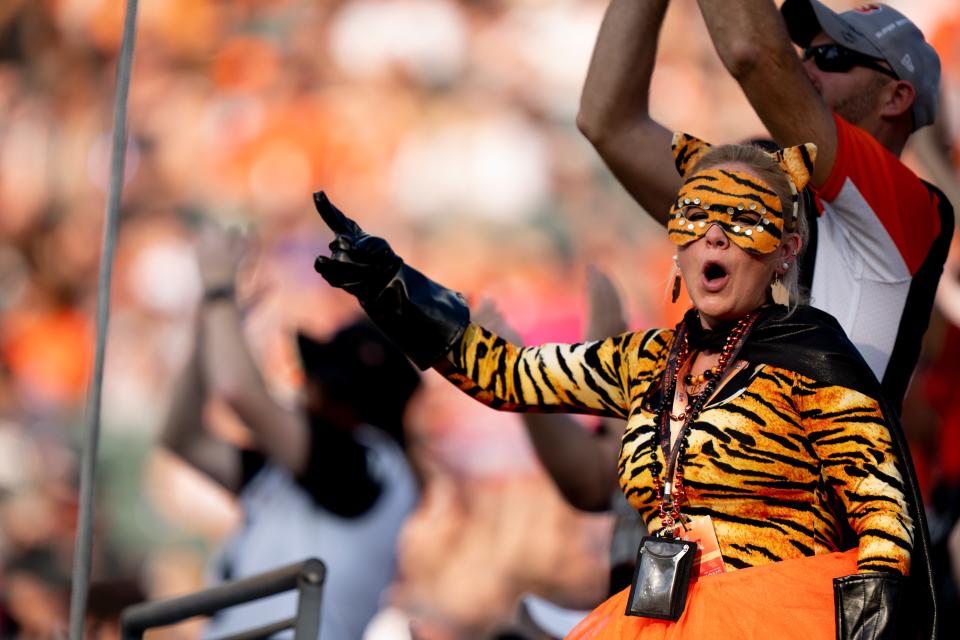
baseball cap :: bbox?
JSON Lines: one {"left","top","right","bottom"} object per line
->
{"left": 296, "top": 319, "right": 420, "bottom": 436}
{"left": 781, "top": 1, "right": 940, "bottom": 130}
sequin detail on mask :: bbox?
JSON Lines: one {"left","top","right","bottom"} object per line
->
{"left": 667, "top": 168, "right": 784, "bottom": 254}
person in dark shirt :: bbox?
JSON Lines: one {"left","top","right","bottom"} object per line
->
{"left": 161, "top": 222, "right": 420, "bottom": 640}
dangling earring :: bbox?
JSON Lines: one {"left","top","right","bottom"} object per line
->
{"left": 670, "top": 256, "right": 682, "bottom": 303}
{"left": 771, "top": 262, "right": 789, "bottom": 305}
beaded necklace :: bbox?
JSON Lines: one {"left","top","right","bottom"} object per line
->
{"left": 652, "top": 310, "right": 760, "bottom": 533}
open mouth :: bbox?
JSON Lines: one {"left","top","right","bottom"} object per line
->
{"left": 704, "top": 262, "right": 727, "bottom": 282}
{"left": 701, "top": 261, "right": 729, "bottom": 291}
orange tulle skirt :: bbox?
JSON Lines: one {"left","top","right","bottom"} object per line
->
{"left": 567, "top": 549, "right": 858, "bottom": 639}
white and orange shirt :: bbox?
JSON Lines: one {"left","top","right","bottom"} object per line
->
{"left": 808, "top": 114, "right": 953, "bottom": 410}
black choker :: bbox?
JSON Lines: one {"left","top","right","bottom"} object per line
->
{"left": 684, "top": 307, "right": 773, "bottom": 351}
{"left": 684, "top": 314, "right": 735, "bottom": 351}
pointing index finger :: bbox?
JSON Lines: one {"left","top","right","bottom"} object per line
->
{"left": 313, "top": 191, "right": 361, "bottom": 236}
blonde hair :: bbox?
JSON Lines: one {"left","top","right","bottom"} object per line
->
{"left": 690, "top": 143, "right": 809, "bottom": 313}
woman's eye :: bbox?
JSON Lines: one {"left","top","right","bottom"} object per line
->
{"left": 733, "top": 212, "right": 761, "bottom": 225}
{"left": 684, "top": 207, "right": 708, "bottom": 221}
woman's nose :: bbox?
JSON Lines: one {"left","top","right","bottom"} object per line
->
{"left": 704, "top": 223, "right": 728, "bottom": 248}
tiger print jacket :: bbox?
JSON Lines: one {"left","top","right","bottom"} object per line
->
{"left": 439, "top": 305, "right": 918, "bottom": 577}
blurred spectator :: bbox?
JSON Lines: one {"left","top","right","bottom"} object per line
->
{"left": 916, "top": 245, "right": 960, "bottom": 636}
{"left": 377, "top": 451, "right": 610, "bottom": 637}
{"left": 161, "top": 223, "right": 421, "bottom": 639}
{"left": 2, "top": 546, "right": 70, "bottom": 639}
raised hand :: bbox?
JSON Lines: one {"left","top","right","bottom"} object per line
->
{"left": 472, "top": 299, "right": 524, "bottom": 345}
{"left": 313, "top": 192, "right": 402, "bottom": 301}
{"left": 196, "top": 221, "right": 249, "bottom": 291}
{"left": 310, "top": 191, "right": 469, "bottom": 369}
{"left": 585, "top": 265, "right": 628, "bottom": 341}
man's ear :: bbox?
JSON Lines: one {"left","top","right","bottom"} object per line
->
{"left": 879, "top": 80, "right": 916, "bottom": 121}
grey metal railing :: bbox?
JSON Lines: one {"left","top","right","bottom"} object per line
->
{"left": 120, "top": 558, "right": 325, "bottom": 640}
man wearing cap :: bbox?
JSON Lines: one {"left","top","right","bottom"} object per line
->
{"left": 160, "top": 224, "right": 420, "bottom": 640}
{"left": 579, "top": 0, "right": 953, "bottom": 416}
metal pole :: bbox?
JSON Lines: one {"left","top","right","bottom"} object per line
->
{"left": 68, "top": 2, "right": 140, "bottom": 639}
{"left": 293, "top": 558, "right": 324, "bottom": 639}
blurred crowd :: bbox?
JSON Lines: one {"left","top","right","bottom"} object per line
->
{"left": 1, "top": 0, "right": 960, "bottom": 638}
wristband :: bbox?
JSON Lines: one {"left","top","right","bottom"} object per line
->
{"left": 202, "top": 284, "right": 235, "bottom": 304}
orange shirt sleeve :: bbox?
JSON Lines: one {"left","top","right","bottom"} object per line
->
{"left": 816, "top": 113, "right": 940, "bottom": 276}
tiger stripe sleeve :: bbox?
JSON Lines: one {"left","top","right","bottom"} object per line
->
{"left": 436, "top": 323, "right": 656, "bottom": 418}
{"left": 796, "top": 374, "right": 913, "bottom": 575}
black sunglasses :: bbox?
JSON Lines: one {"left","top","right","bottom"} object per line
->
{"left": 802, "top": 44, "right": 899, "bottom": 80}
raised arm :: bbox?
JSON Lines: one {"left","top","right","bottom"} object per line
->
{"left": 159, "top": 320, "right": 241, "bottom": 492}
{"left": 695, "top": 0, "right": 836, "bottom": 187}
{"left": 578, "top": 0, "right": 678, "bottom": 221}
{"left": 196, "top": 223, "right": 310, "bottom": 476}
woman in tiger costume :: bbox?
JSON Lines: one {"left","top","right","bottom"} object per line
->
{"left": 310, "top": 134, "right": 935, "bottom": 640}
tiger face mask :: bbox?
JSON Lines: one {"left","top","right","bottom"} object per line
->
{"left": 668, "top": 168, "right": 784, "bottom": 254}
{"left": 666, "top": 133, "right": 817, "bottom": 255}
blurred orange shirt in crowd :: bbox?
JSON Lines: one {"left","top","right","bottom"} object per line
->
{"left": 2, "top": 307, "right": 93, "bottom": 409}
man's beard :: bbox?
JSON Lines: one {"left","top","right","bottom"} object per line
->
{"left": 831, "top": 74, "right": 888, "bottom": 127}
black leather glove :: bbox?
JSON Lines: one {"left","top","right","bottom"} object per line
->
{"left": 313, "top": 191, "right": 469, "bottom": 369}
{"left": 834, "top": 573, "right": 904, "bottom": 640}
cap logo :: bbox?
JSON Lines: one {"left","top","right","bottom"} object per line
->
{"left": 854, "top": 4, "right": 882, "bottom": 13}
{"left": 901, "top": 53, "right": 914, "bottom": 73}
{"left": 875, "top": 18, "right": 910, "bottom": 40}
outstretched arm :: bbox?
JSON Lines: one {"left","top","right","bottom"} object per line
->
{"left": 159, "top": 320, "right": 241, "bottom": 492}
{"left": 695, "top": 0, "right": 836, "bottom": 186}
{"left": 442, "top": 323, "right": 633, "bottom": 417}
{"left": 196, "top": 223, "right": 310, "bottom": 476}
{"left": 578, "top": 0, "right": 678, "bottom": 222}
{"left": 312, "top": 193, "right": 668, "bottom": 420}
